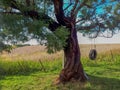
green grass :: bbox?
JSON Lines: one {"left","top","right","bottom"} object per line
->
{"left": 0, "top": 54, "right": 120, "bottom": 90}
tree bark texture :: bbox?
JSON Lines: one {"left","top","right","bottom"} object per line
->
{"left": 58, "top": 23, "right": 87, "bottom": 83}
{"left": 53, "top": 0, "right": 88, "bottom": 83}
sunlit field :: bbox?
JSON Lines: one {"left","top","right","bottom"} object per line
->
{"left": 1, "top": 44, "right": 120, "bottom": 61}
{"left": 0, "top": 44, "right": 120, "bottom": 90}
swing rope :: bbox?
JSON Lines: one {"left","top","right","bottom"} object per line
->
{"left": 89, "top": 38, "right": 97, "bottom": 60}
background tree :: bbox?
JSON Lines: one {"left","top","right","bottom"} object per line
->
{"left": 0, "top": 0, "right": 120, "bottom": 83}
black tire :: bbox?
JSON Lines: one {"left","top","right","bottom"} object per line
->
{"left": 89, "top": 49, "right": 97, "bottom": 60}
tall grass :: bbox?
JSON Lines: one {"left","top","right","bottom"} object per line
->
{"left": 0, "top": 49, "right": 120, "bottom": 90}
{"left": 0, "top": 49, "right": 120, "bottom": 76}
{"left": 0, "top": 59, "right": 62, "bottom": 76}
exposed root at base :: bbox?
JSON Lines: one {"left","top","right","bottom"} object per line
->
{"left": 53, "top": 77, "right": 61, "bottom": 85}
{"left": 53, "top": 76, "right": 88, "bottom": 85}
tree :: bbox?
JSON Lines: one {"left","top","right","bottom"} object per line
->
{"left": 0, "top": 0, "right": 120, "bottom": 83}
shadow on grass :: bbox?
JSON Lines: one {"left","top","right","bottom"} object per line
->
{"left": 0, "top": 68, "right": 45, "bottom": 90}
{"left": 0, "top": 60, "right": 48, "bottom": 77}
{"left": 0, "top": 85, "right": 1, "bottom": 90}
{"left": 88, "top": 75, "right": 120, "bottom": 90}
{"left": 0, "top": 67, "right": 42, "bottom": 76}
{"left": 56, "top": 75, "right": 120, "bottom": 90}
{"left": 0, "top": 76, "right": 4, "bottom": 90}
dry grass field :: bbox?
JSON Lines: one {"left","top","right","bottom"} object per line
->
{"left": 80, "top": 44, "right": 120, "bottom": 56}
{"left": 1, "top": 44, "right": 120, "bottom": 61}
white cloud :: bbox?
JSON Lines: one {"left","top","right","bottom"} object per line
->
{"left": 78, "top": 32, "right": 120, "bottom": 44}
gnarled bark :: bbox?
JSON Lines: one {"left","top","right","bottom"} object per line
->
{"left": 52, "top": 0, "right": 88, "bottom": 83}
{"left": 56, "top": 22, "right": 88, "bottom": 83}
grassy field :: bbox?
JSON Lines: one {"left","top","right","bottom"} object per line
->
{"left": 0, "top": 44, "right": 120, "bottom": 90}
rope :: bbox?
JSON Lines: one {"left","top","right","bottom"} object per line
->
{"left": 89, "top": 38, "right": 97, "bottom": 60}
{"left": 94, "top": 38, "right": 96, "bottom": 49}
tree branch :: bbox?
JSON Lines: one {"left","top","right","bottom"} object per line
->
{"left": 64, "top": 3, "right": 72, "bottom": 11}
{"left": 77, "top": 22, "right": 106, "bottom": 30}
{"left": 26, "top": 0, "right": 36, "bottom": 6}
{"left": 76, "top": 18, "right": 86, "bottom": 24}
{"left": 53, "top": 0, "right": 66, "bottom": 25}
{"left": 72, "top": 0, "right": 87, "bottom": 19}
{"left": 4, "top": 0, "right": 61, "bottom": 32}
{"left": 84, "top": 3, "right": 92, "bottom": 8}
{"left": 0, "top": 11, "right": 21, "bottom": 15}
{"left": 26, "top": 0, "right": 30, "bottom": 6}
{"left": 71, "top": 0, "right": 78, "bottom": 17}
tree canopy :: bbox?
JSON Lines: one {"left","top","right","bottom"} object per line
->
{"left": 0, "top": 0, "right": 120, "bottom": 52}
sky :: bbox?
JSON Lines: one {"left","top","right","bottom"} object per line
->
{"left": 22, "top": 1, "right": 120, "bottom": 45}
{"left": 9, "top": 0, "right": 120, "bottom": 45}
{"left": 27, "top": 0, "right": 120, "bottom": 45}
{"left": 77, "top": 33, "right": 120, "bottom": 44}
{"left": 63, "top": 0, "right": 120, "bottom": 44}
{"left": 25, "top": 32, "right": 120, "bottom": 45}
{"left": 18, "top": 0, "right": 120, "bottom": 45}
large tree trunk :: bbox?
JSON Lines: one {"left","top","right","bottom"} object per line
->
{"left": 57, "top": 23, "right": 88, "bottom": 83}
{"left": 52, "top": 0, "right": 88, "bottom": 84}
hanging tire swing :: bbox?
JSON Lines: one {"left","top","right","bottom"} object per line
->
{"left": 89, "top": 49, "right": 97, "bottom": 60}
{"left": 89, "top": 38, "right": 97, "bottom": 60}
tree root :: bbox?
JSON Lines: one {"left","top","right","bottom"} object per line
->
{"left": 56, "top": 69, "right": 88, "bottom": 84}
